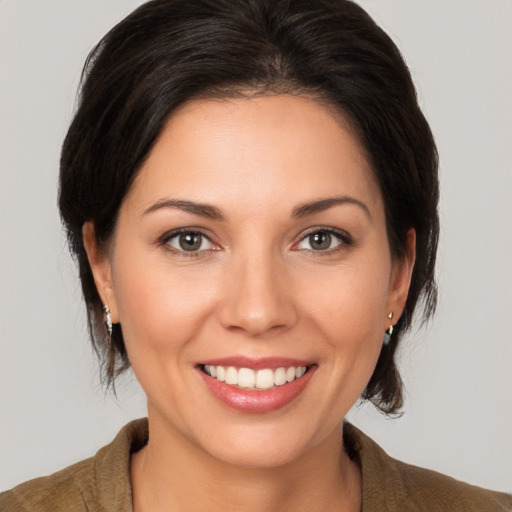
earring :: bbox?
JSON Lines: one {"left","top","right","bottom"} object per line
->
{"left": 103, "top": 305, "right": 113, "bottom": 338}
{"left": 383, "top": 312, "right": 394, "bottom": 345}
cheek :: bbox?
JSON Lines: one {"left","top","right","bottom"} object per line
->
{"left": 111, "top": 248, "right": 220, "bottom": 356}
{"left": 304, "top": 262, "right": 390, "bottom": 396}
{"left": 302, "top": 256, "right": 391, "bottom": 339}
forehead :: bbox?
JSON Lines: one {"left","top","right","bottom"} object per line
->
{"left": 125, "top": 95, "right": 383, "bottom": 219}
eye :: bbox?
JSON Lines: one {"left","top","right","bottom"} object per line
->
{"left": 295, "top": 229, "right": 350, "bottom": 252}
{"left": 164, "top": 230, "right": 216, "bottom": 253}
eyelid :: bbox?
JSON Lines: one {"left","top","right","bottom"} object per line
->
{"left": 156, "top": 226, "right": 351, "bottom": 255}
{"left": 157, "top": 227, "right": 221, "bottom": 253}
{"left": 292, "top": 227, "right": 353, "bottom": 251}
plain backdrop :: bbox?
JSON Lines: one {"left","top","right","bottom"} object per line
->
{"left": 1, "top": 0, "right": 511, "bottom": 494}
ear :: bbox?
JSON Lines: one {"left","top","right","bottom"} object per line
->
{"left": 386, "top": 228, "right": 416, "bottom": 325}
{"left": 82, "top": 222, "right": 119, "bottom": 323}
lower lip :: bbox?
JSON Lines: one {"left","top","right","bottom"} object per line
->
{"left": 197, "top": 366, "right": 317, "bottom": 413}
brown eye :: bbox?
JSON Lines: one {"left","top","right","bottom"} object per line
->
{"left": 179, "top": 233, "right": 203, "bottom": 251}
{"left": 295, "top": 229, "right": 350, "bottom": 253}
{"left": 308, "top": 231, "right": 332, "bottom": 250}
{"left": 165, "top": 231, "right": 215, "bottom": 253}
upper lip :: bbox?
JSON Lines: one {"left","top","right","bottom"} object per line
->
{"left": 197, "top": 356, "right": 315, "bottom": 370}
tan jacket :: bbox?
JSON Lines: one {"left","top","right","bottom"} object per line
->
{"left": 1, "top": 419, "right": 510, "bottom": 511}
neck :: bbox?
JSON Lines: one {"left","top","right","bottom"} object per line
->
{"left": 131, "top": 410, "right": 361, "bottom": 512}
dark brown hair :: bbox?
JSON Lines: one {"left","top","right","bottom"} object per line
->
{"left": 59, "top": 0, "right": 439, "bottom": 414}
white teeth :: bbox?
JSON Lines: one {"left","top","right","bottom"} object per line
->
{"left": 255, "top": 369, "right": 275, "bottom": 389}
{"left": 216, "top": 366, "right": 225, "bottom": 382}
{"left": 274, "top": 367, "right": 287, "bottom": 386}
{"left": 225, "top": 366, "right": 238, "bottom": 385}
{"left": 203, "top": 364, "right": 309, "bottom": 390}
{"left": 296, "top": 366, "right": 306, "bottom": 378}
{"left": 286, "top": 367, "right": 296, "bottom": 382}
{"left": 238, "top": 368, "right": 255, "bottom": 388}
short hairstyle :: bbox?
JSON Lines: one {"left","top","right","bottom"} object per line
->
{"left": 59, "top": 0, "right": 439, "bottom": 414}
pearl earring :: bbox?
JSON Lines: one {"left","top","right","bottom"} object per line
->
{"left": 383, "top": 312, "right": 394, "bottom": 345}
{"left": 103, "top": 305, "right": 113, "bottom": 338}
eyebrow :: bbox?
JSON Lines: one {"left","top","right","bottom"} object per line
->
{"left": 144, "top": 199, "right": 226, "bottom": 221}
{"left": 292, "top": 195, "right": 371, "bottom": 219}
{"left": 143, "top": 195, "right": 371, "bottom": 222}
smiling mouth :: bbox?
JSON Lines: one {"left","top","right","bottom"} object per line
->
{"left": 200, "top": 364, "right": 312, "bottom": 391}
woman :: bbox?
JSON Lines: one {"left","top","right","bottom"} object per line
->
{"left": 1, "top": 0, "right": 510, "bottom": 510}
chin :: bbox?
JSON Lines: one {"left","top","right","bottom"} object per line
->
{"left": 201, "top": 427, "right": 312, "bottom": 469}
{"left": 187, "top": 409, "right": 338, "bottom": 470}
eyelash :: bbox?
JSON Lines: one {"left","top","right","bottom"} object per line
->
{"left": 157, "top": 227, "right": 353, "bottom": 258}
{"left": 158, "top": 228, "right": 218, "bottom": 258}
{"left": 293, "top": 227, "right": 353, "bottom": 256}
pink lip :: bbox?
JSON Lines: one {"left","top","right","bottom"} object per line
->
{"left": 196, "top": 362, "right": 317, "bottom": 414}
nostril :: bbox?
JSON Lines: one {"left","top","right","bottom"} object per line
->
{"left": 218, "top": 305, "right": 298, "bottom": 337}
{"left": 216, "top": 271, "right": 298, "bottom": 336}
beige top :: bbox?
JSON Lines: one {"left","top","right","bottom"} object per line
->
{"left": 1, "top": 419, "right": 510, "bottom": 511}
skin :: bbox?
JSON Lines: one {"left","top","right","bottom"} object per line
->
{"left": 84, "top": 94, "right": 415, "bottom": 512}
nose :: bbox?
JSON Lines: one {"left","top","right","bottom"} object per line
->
{"left": 217, "top": 250, "right": 298, "bottom": 337}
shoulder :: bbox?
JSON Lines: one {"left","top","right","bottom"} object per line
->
{"left": 389, "top": 457, "right": 512, "bottom": 512}
{"left": 0, "top": 457, "right": 95, "bottom": 512}
{"left": 0, "top": 418, "right": 148, "bottom": 512}
{"left": 344, "top": 422, "right": 512, "bottom": 512}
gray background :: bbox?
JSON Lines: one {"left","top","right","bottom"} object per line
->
{"left": 1, "top": 0, "right": 511, "bottom": 493}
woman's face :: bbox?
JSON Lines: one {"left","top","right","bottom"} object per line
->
{"left": 87, "top": 95, "right": 413, "bottom": 468}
